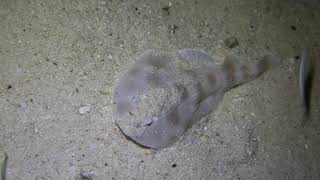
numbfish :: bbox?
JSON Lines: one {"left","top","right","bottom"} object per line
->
{"left": 114, "top": 49, "right": 279, "bottom": 149}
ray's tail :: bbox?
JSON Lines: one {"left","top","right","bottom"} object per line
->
{"left": 222, "top": 55, "right": 280, "bottom": 89}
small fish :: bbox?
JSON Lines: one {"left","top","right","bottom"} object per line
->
{"left": 1, "top": 153, "right": 8, "bottom": 180}
{"left": 114, "top": 49, "right": 279, "bottom": 149}
{"left": 299, "top": 47, "right": 314, "bottom": 117}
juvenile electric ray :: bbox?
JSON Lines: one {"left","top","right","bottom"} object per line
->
{"left": 114, "top": 49, "right": 279, "bottom": 149}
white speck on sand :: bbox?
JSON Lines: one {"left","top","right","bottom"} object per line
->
{"left": 79, "top": 106, "right": 91, "bottom": 114}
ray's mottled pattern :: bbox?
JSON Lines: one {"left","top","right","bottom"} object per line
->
{"left": 114, "top": 49, "right": 279, "bottom": 149}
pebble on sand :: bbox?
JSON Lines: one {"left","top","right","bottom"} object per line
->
{"left": 224, "top": 36, "right": 239, "bottom": 48}
{"left": 200, "top": 135, "right": 209, "bottom": 143}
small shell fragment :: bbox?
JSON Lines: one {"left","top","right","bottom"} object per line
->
{"left": 79, "top": 106, "right": 91, "bottom": 115}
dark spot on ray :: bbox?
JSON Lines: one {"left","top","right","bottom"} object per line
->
{"left": 290, "top": 25, "right": 296, "bottom": 31}
{"left": 168, "top": 109, "right": 180, "bottom": 126}
{"left": 195, "top": 83, "right": 207, "bottom": 100}
{"left": 222, "top": 57, "right": 240, "bottom": 84}
{"left": 179, "top": 86, "right": 189, "bottom": 101}
{"left": 207, "top": 73, "right": 217, "bottom": 86}
{"left": 171, "top": 163, "right": 177, "bottom": 168}
{"left": 147, "top": 73, "right": 164, "bottom": 86}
